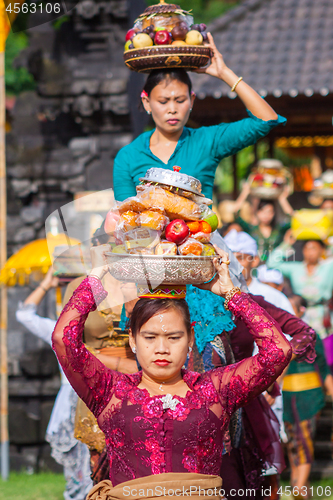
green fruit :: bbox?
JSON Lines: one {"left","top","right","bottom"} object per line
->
{"left": 154, "top": 27, "right": 168, "bottom": 32}
{"left": 112, "top": 245, "right": 127, "bottom": 254}
{"left": 124, "top": 40, "right": 131, "bottom": 51}
{"left": 202, "top": 244, "right": 216, "bottom": 256}
{"left": 204, "top": 212, "right": 219, "bottom": 232}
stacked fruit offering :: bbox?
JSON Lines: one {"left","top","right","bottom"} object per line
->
{"left": 124, "top": 3, "right": 208, "bottom": 51}
{"left": 104, "top": 174, "right": 218, "bottom": 258}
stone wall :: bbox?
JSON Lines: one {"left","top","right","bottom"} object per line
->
{"left": 6, "top": 0, "right": 147, "bottom": 472}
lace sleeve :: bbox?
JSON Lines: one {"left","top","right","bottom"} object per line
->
{"left": 210, "top": 293, "right": 292, "bottom": 416}
{"left": 253, "top": 295, "right": 316, "bottom": 363}
{"left": 52, "top": 276, "right": 116, "bottom": 417}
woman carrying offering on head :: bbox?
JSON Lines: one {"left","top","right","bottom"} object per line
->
{"left": 113, "top": 33, "right": 286, "bottom": 203}
{"left": 52, "top": 242, "right": 292, "bottom": 499}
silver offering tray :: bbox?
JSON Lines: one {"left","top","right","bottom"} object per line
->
{"left": 139, "top": 167, "right": 204, "bottom": 197}
{"left": 106, "top": 252, "right": 215, "bottom": 285}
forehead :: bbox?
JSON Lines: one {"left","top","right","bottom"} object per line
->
{"left": 139, "top": 307, "right": 186, "bottom": 332}
{"left": 234, "top": 252, "right": 254, "bottom": 260}
{"left": 151, "top": 79, "right": 189, "bottom": 97}
{"left": 258, "top": 204, "right": 274, "bottom": 211}
{"left": 304, "top": 241, "right": 322, "bottom": 249}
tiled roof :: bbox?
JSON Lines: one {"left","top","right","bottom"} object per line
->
{"left": 193, "top": 0, "right": 333, "bottom": 99}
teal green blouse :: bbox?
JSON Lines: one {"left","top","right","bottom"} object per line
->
{"left": 113, "top": 111, "right": 286, "bottom": 201}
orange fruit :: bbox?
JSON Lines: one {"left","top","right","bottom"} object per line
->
{"left": 199, "top": 221, "right": 212, "bottom": 233}
{"left": 187, "top": 221, "right": 200, "bottom": 233}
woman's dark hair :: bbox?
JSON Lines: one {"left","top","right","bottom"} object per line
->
{"left": 91, "top": 220, "right": 109, "bottom": 246}
{"left": 257, "top": 199, "right": 276, "bottom": 228}
{"left": 129, "top": 298, "right": 191, "bottom": 337}
{"left": 143, "top": 69, "right": 192, "bottom": 97}
{"left": 301, "top": 239, "right": 326, "bottom": 250}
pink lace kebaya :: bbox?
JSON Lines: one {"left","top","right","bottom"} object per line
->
{"left": 52, "top": 277, "right": 291, "bottom": 487}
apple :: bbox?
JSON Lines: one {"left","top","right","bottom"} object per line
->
{"left": 203, "top": 213, "right": 218, "bottom": 232}
{"left": 165, "top": 219, "right": 190, "bottom": 245}
{"left": 171, "top": 24, "right": 188, "bottom": 40}
{"left": 125, "top": 28, "right": 137, "bottom": 41}
{"left": 132, "top": 33, "right": 154, "bottom": 49}
{"left": 154, "top": 30, "right": 172, "bottom": 45}
{"left": 185, "top": 30, "right": 203, "bottom": 45}
{"left": 104, "top": 210, "right": 120, "bottom": 234}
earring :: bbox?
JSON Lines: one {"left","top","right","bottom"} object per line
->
{"left": 190, "top": 108, "right": 192, "bottom": 112}
{"left": 131, "top": 346, "right": 136, "bottom": 354}
{"left": 147, "top": 111, "right": 151, "bottom": 115}
{"left": 188, "top": 346, "right": 192, "bottom": 353}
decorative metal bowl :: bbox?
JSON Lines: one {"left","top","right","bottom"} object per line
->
{"left": 106, "top": 252, "right": 215, "bottom": 285}
{"left": 312, "top": 188, "right": 333, "bottom": 199}
{"left": 139, "top": 167, "right": 203, "bottom": 196}
{"left": 124, "top": 45, "right": 210, "bottom": 73}
{"left": 249, "top": 186, "right": 284, "bottom": 200}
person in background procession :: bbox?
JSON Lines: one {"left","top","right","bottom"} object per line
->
{"left": 223, "top": 230, "right": 294, "bottom": 314}
{"left": 228, "top": 182, "right": 294, "bottom": 262}
{"left": 283, "top": 294, "right": 333, "bottom": 500}
{"left": 113, "top": 33, "right": 286, "bottom": 203}
{"left": 267, "top": 232, "right": 333, "bottom": 369}
{"left": 16, "top": 267, "right": 92, "bottom": 500}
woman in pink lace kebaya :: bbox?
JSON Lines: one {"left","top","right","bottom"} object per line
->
{"left": 52, "top": 246, "right": 292, "bottom": 500}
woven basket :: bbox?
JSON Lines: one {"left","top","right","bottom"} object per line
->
{"left": 124, "top": 45, "right": 210, "bottom": 73}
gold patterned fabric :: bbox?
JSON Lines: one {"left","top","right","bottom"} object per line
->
{"left": 87, "top": 473, "right": 223, "bottom": 499}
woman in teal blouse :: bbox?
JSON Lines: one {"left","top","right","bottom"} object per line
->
{"left": 113, "top": 33, "right": 286, "bottom": 202}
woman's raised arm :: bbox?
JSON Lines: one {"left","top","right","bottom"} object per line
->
{"left": 52, "top": 276, "right": 117, "bottom": 417}
{"left": 211, "top": 292, "right": 292, "bottom": 415}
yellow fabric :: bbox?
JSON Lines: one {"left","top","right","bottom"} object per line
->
{"left": 0, "top": 1, "right": 10, "bottom": 52}
{"left": 291, "top": 209, "right": 333, "bottom": 240}
{"left": 0, "top": 0, "right": 25, "bottom": 52}
{"left": 283, "top": 371, "right": 322, "bottom": 392}
{"left": 0, "top": 235, "right": 81, "bottom": 285}
{"left": 87, "top": 473, "right": 223, "bottom": 500}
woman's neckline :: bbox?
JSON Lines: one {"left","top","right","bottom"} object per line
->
{"left": 146, "top": 127, "right": 188, "bottom": 165}
{"left": 133, "top": 369, "right": 198, "bottom": 400}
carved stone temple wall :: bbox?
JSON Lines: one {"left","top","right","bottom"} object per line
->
{"left": 6, "top": 0, "right": 146, "bottom": 471}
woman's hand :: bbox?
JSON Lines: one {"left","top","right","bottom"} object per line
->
{"left": 41, "top": 266, "right": 59, "bottom": 290}
{"left": 194, "top": 33, "right": 228, "bottom": 80}
{"left": 195, "top": 245, "right": 235, "bottom": 297}
{"left": 283, "top": 229, "right": 296, "bottom": 246}
{"left": 90, "top": 244, "right": 111, "bottom": 280}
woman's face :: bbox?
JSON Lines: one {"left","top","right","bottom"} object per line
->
{"left": 302, "top": 241, "right": 324, "bottom": 264}
{"left": 146, "top": 79, "right": 194, "bottom": 135}
{"left": 257, "top": 204, "right": 275, "bottom": 225}
{"left": 130, "top": 307, "right": 193, "bottom": 382}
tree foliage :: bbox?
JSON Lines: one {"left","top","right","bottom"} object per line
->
{"left": 5, "top": 31, "right": 35, "bottom": 95}
{"left": 145, "top": 0, "right": 239, "bottom": 25}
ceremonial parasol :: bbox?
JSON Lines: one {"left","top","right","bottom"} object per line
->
{"left": 0, "top": 234, "right": 81, "bottom": 287}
